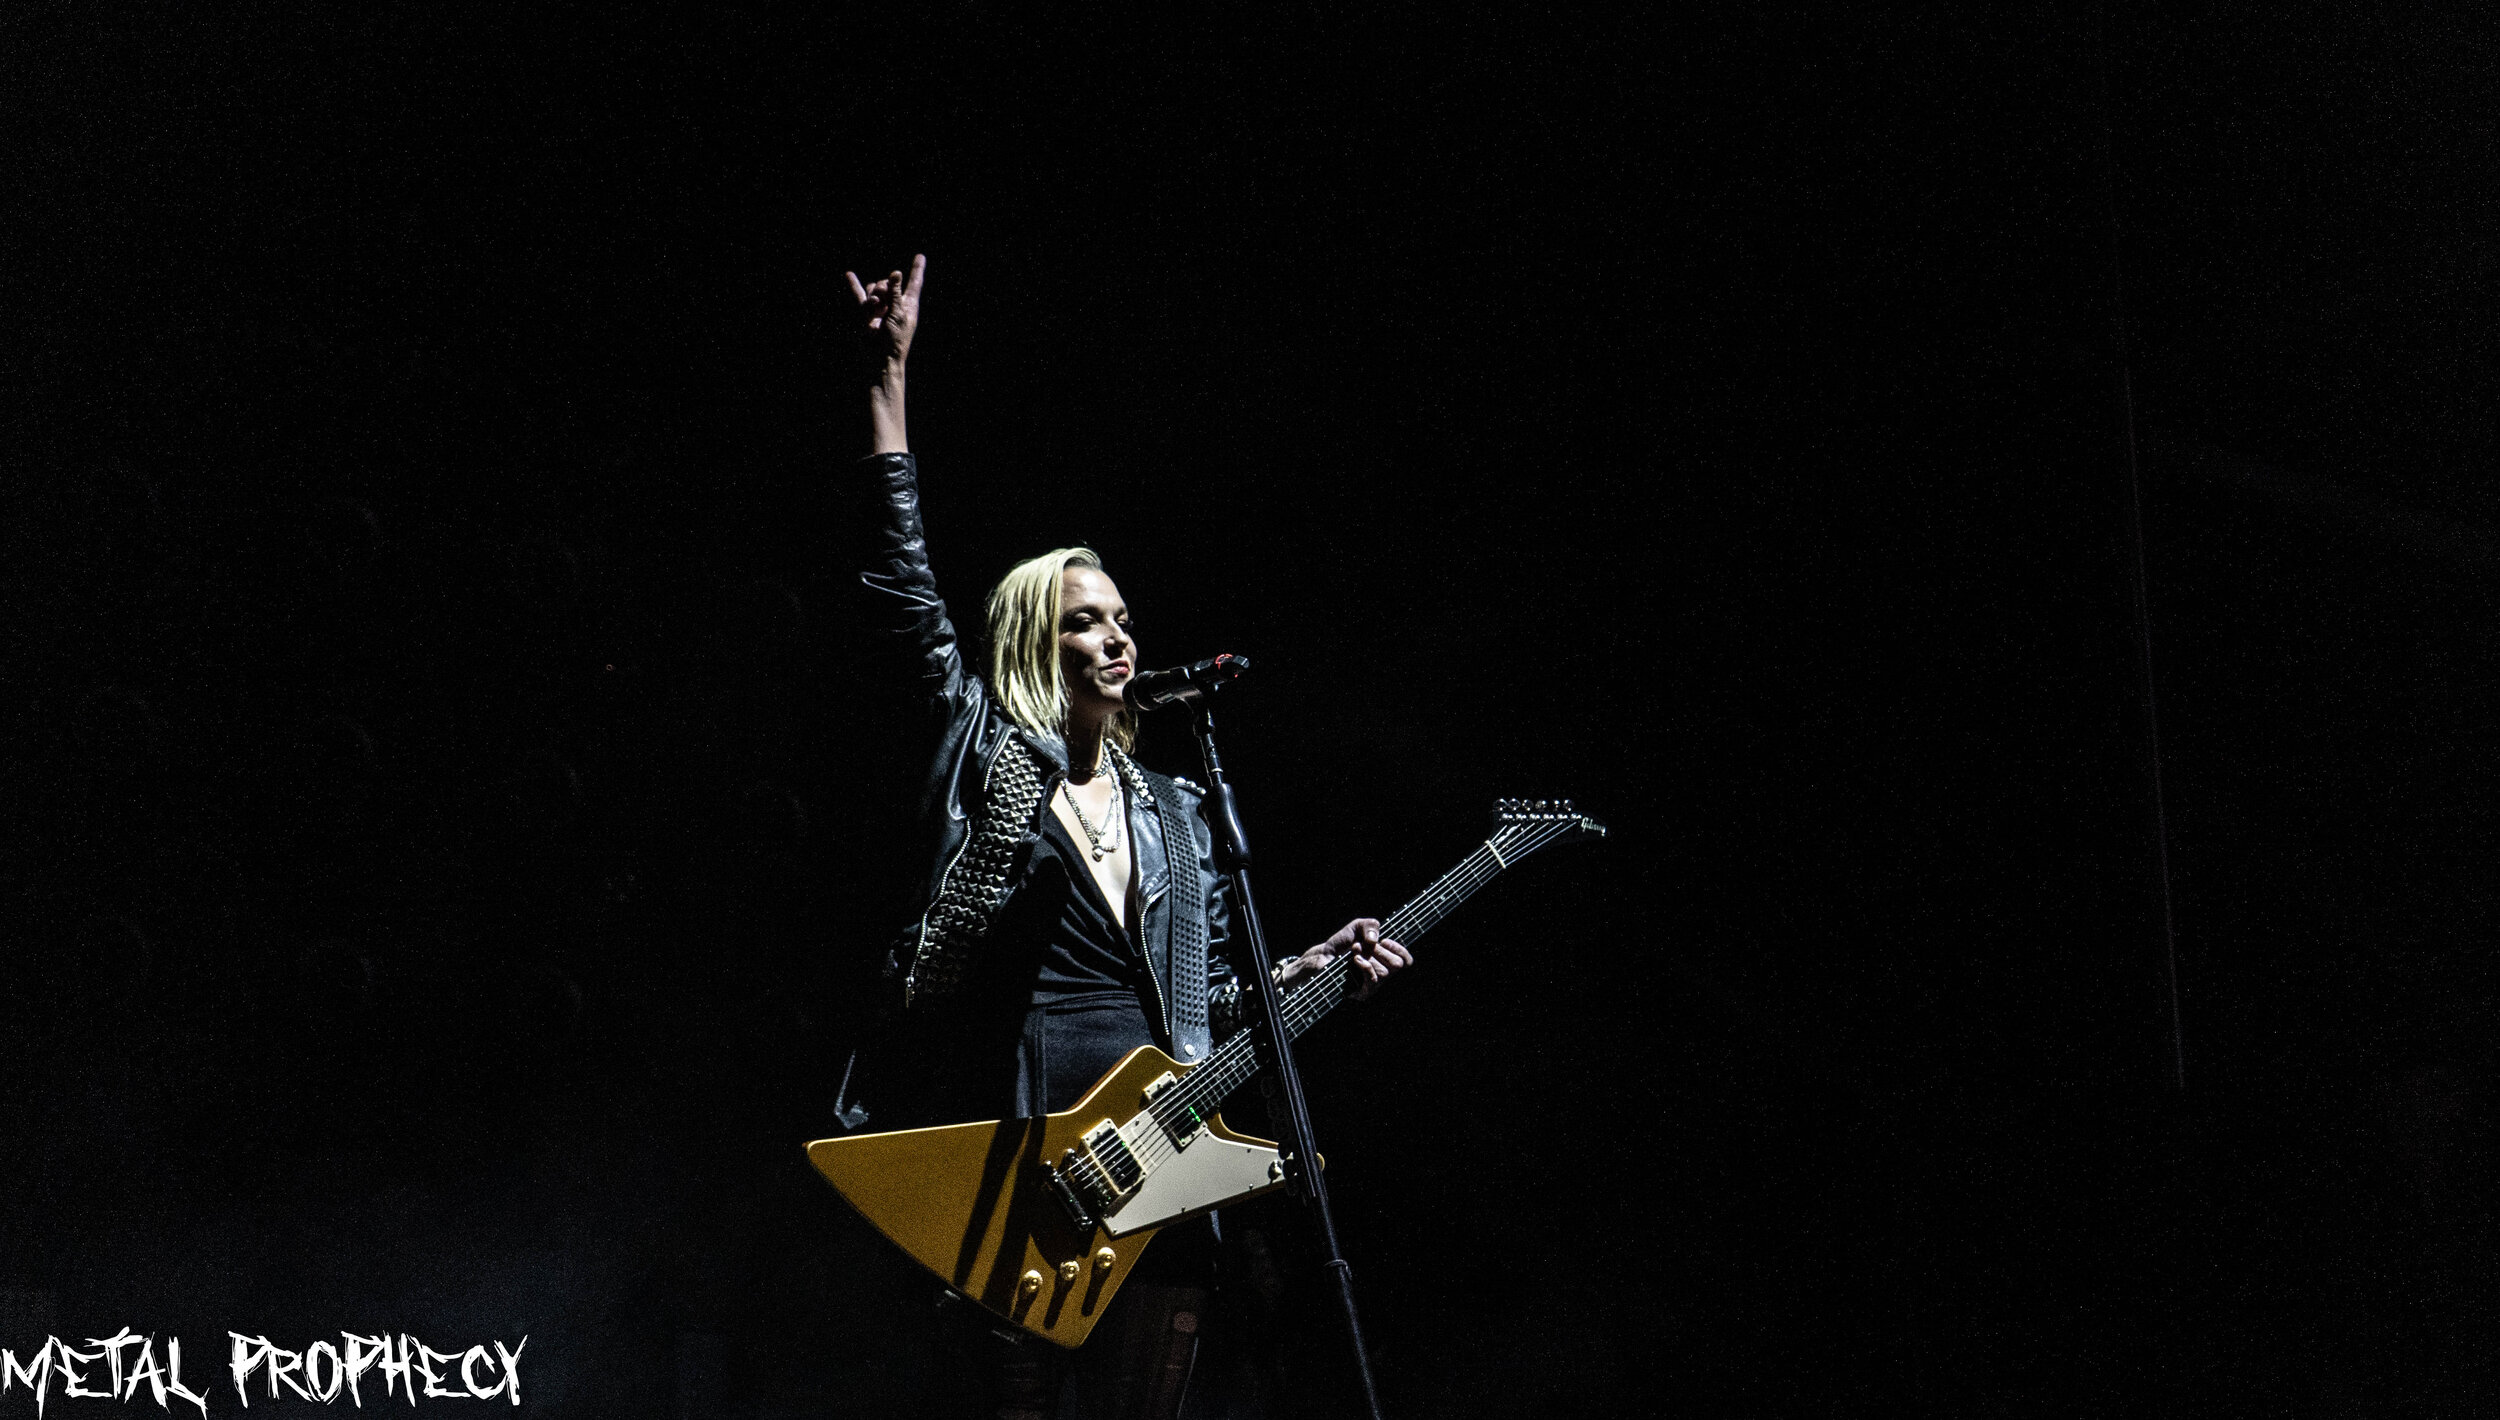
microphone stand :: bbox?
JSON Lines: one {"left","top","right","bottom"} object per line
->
{"left": 1186, "top": 699, "right": 1387, "bottom": 1420}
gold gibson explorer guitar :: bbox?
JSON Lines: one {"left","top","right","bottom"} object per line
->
{"left": 805, "top": 799, "right": 1607, "bottom": 1347}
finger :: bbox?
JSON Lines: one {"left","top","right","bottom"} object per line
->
{"left": 901, "top": 252, "right": 927, "bottom": 299}
{"left": 845, "top": 271, "right": 870, "bottom": 305}
{"left": 1379, "top": 940, "right": 1411, "bottom": 968}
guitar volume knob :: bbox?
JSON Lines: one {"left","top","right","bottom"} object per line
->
{"left": 1058, "top": 1260, "right": 1080, "bottom": 1284}
{"left": 1095, "top": 1247, "right": 1116, "bottom": 1271}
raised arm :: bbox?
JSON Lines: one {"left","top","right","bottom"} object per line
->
{"left": 848, "top": 254, "right": 924, "bottom": 455}
{"left": 843, "top": 254, "right": 973, "bottom": 714}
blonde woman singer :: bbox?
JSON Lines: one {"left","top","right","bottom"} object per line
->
{"left": 833, "top": 255, "right": 1411, "bottom": 1419}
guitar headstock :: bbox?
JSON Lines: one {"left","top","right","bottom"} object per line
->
{"left": 1488, "top": 798, "right": 1608, "bottom": 861}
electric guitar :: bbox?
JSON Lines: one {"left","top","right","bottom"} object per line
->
{"left": 804, "top": 799, "right": 1607, "bottom": 1347}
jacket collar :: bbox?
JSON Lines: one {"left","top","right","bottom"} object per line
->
{"left": 1024, "top": 727, "right": 1072, "bottom": 778}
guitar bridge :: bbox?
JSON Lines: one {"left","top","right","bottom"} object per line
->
{"left": 1044, "top": 1159, "right": 1096, "bottom": 1232}
{"left": 1052, "top": 1119, "right": 1144, "bottom": 1230}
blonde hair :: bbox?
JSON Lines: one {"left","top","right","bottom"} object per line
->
{"left": 986, "top": 546, "right": 1138, "bottom": 753}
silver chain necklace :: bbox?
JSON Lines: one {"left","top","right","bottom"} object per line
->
{"left": 1062, "top": 773, "right": 1123, "bottom": 862}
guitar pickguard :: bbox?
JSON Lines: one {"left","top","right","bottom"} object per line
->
{"left": 803, "top": 793, "right": 1607, "bottom": 1346}
{"left": 806, "top": 1045, "right": 1291, "bottom": 1348}
{"left": 1099, "top": 1124, "right": 1284, "bottom": 1236}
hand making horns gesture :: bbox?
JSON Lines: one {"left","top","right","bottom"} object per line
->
{"left": 847, "top": 253, "right": 926, "bottom": 369}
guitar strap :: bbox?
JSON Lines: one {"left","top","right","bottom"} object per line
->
{"left": 1139, "top": 759, "right": 1212, "bottom": 1063}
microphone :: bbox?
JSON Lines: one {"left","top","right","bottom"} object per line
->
{"left": 1124, "top": 653, "right": 1251, "bottom": 712}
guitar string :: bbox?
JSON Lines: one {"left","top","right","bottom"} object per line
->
{"left": 1069, "top": 817, "right": 1581, "bottom": 1198}
{"left": 1061, "top": 840, "right": 1510, "bottom": 1201}
{"left": 1102, "top": 819, "right": 1578, "bottom": 1188}
{"left": 1062, "top": 818, "right": 1579, "bottom": 1198}
{"left": 1155, "top": 842, "right": 1503, "bottom": 1122}
{"left": 1133, "top": 819, "right": 1576, "bottom": 1174}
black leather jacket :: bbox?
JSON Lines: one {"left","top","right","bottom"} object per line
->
{"left": 842, "top": 453, "right": 1237, "bottom": 1124}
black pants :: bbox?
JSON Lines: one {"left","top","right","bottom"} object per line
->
{"left": 1021, "top": 990, "right": 1162, "bottom": 1116}
{"left": 928, "top": 992, "right": 1223, "bottom": 1417}
{"left": 1006, "top": 994, "right": 1216, "bottom": 1418}
{"left": 936, "top": 1216, "right": 1218, "bottom": 1420}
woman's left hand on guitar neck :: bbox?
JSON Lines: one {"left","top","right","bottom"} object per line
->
{"left": 1276, "top": 918, "right": 1412, "bottom": 1001}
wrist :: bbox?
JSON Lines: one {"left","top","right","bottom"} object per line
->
{"left": 866, "top": 377, "right": 908, "bottom": 456}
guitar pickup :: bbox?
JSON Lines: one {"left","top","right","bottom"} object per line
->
{"left": 1140, "top": 1072, "right": 1204, "bottom": 1148}
{"left": 1081, "top": 1121, "right": 1144, "bottom": 1193}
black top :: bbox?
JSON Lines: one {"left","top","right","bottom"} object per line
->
{"left": 838, "top": 451, "right": 1241, "bottom": 1129}
{"left": 1025, "top": 805, "right": 1147, "bottom": 1006}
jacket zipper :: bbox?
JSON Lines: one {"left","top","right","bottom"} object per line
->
{"left": 1115, "top": 750, "right": 1173, "bottom": 1042}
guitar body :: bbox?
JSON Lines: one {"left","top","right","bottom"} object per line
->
{"left": 805, "top": 800, "right": 1605, "bottom": 1348}
{"left": 805, "top": 1045, "right": 1288, "bottom": 1348}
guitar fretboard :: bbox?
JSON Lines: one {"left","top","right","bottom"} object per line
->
{"left": 1150, "top": 817, "right": 1581, "bottom": 1133}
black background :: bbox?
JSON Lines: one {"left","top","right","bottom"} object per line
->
{"left": 8, "top": 2, "right": 2498, "bottom": 1414}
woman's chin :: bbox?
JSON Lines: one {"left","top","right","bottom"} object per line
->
{"left": 1075, "top": 683, "right": 1128, "bottom": 715}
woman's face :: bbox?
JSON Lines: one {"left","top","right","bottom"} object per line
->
{"left": 1058, "top": 566, "right": 1136, "bottom": 718}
